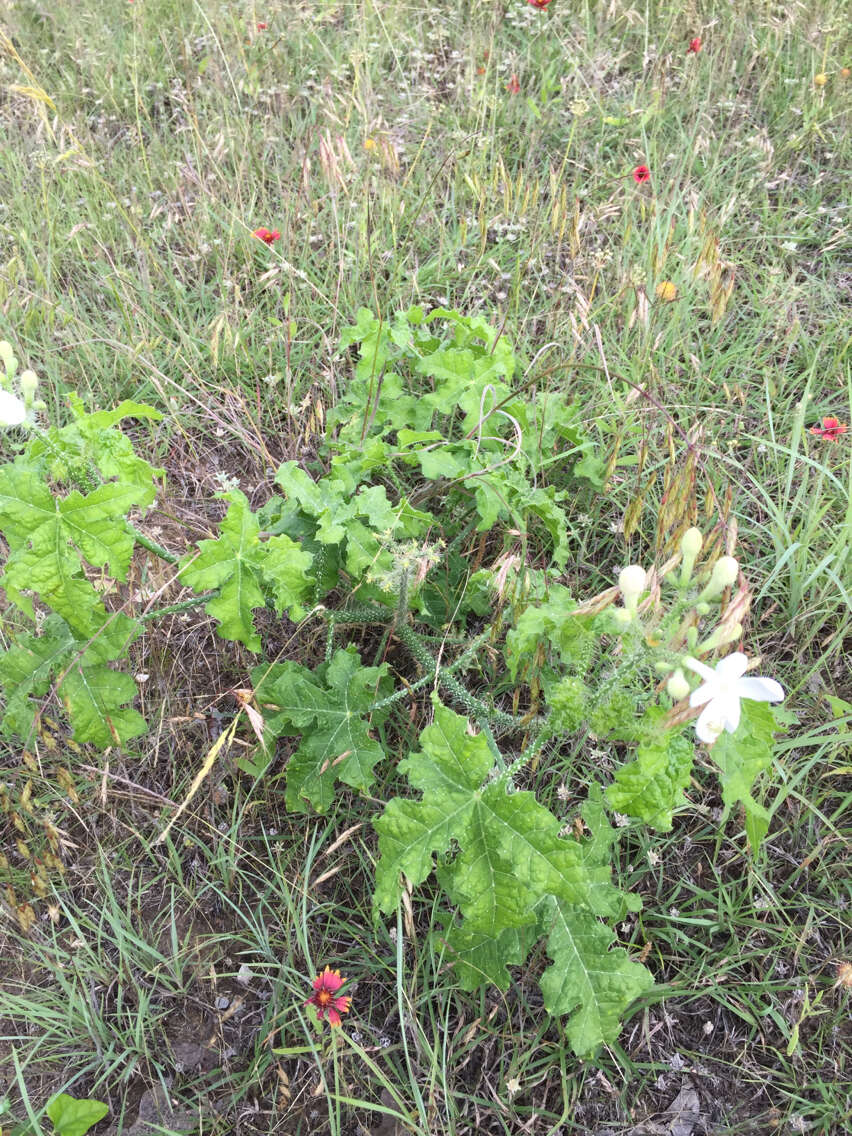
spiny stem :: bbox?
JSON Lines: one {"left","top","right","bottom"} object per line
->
{"left": 394, "top": 622, "right": 535, "bottom": 736}
{"left": 129, "top": 524, "right": 181, "bottom": 564}
{"left": 369, "top": 626, "right": 494, "bottom": 712}
{"left": 138, "top": 594, "right": 214, "bottom": 622}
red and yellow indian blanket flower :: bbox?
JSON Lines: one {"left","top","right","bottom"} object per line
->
{"left": 809, "top": 416, "right": 848, "bottom": 442}
{"left": 252, "top": 227, "right": 280, "bottom": 244}
{"left": 306, "top": 966, "right": 352, "bottom": 1027}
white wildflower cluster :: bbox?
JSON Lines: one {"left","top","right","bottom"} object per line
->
{"left": 615, "top": 527, "right": 784, "bottom": 744}
{"left": 0, "top": 340, "right": 45, "bottom": 429}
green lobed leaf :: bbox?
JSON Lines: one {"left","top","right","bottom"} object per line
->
{"left": 606, "top": 710, "right": 694, "bottom": 830}
{"left": 0, "top": 466, "right": 151, "bottom": 634}
{"left": 179, "top": 488, "right": 314, "bottom": 650}
{"left": 375, "top": 701, "right": 494, "bottom": 913}
{"left": 252, "top": 647, "right": 390, "bottom": 813}
{"left": 0, "top": 464, "right": 56, "bottom": 548}
{"left": 0, "top": 613, "right": 143, "bottom": 747}
{"left": 60, "top": 663, "right": 146, "bottom": 748}
{"left": 46, "top": 1092, "right": 109, "bottom": 1136}
{"left": 711, "top": 699, "right": 779, "bottom": 853}
{"left": 374, "top": 701, "right": 651, "bottom": 1055}
{"left": 506, "top": 586, "right": 595, "bottom": 680}
{"left": 538, "top": 897, "right": 655, "bottom": 1056}
{"left": 0, "top": 616, "right": 76, "bottom": 740}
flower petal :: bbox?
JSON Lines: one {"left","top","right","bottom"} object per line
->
{"left": 689, "top": 681, "right": 716, "bottom": 708}
{"left": 718, "top": 692, "right": 741, "bottom": 733}
{"left": 683, "top": 656, "right": 717, "bottom": 683}
{"left": 736, "top": 676, "right": 784, "bottom": 703}
{"left": 695, "top": 701, "right": 725, "bottom": 744}
{"left": 715, "top": 651, "right": 749, "bottom": 680}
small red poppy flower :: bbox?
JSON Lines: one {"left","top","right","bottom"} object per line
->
{"left": 306, "top": 966, "right": 352, "bottom": 1027}
{"left": 633, "top": 165, "right": 651, "bottom": 184}
{"left": 506, "top": 74, "right": 521, "bottom": 94}
{"left": 252, "top": 227, "right": 280, "bottom": 245}
{"left": 809, "top": 416, "right": 848, "bottom": 442}
{"left": 256, "top": 21, "right": 268, "bottom": 30}
{"left": 527, "top": 0, "right": 552, "bottom": 9}
{"left": 687, "top": 37, "right": 702, "bottom": 54}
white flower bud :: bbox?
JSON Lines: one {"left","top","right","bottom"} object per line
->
{"left": 618, "top": 564, "right": 646, "bottom": 601}
{"left": 679, "top": 526, "right": 703, "bottom": 584}
{"left": 698, "top": 556, "right": 739, "bottom": 602}
{"left": 0, "top": 340, "right": 16, "bottom": 375}
{"left": 680, "top": 527, "right": 703, "bottom": 559}
{"left": 19, "top": 370, "right": 38, "bottom": 396}
{"left": 666, "top": 668, "right": 691, "bottom": 701}
{"left": 697, "top": 622, "right": 743, "bottom": 654}
{"left": 711, "top": 556, "right": 739, "bottom": 589}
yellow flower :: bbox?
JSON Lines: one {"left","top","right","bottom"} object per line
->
{"left": 364, "top": 138, "right": 377, "bottom": 152}
{"left": 813, "top": 72, "right": 828, "bottom": 86}
{"left": 655, "top": 280, "right": 677, "bottom": 302}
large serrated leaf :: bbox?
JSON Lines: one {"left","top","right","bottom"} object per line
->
{"left": 711, "top": 699, "right": 779, "bottom": 853}
{"left": 0, "top": 613, "right": 142, "bottom": 747}
{"left": 373, "top": 701, "right": 651, "bottom": 1055}
{"left": 252, "top": 647, "right": 390, "bottom": 813}
{"left": 375, "top": 703, "right": 493, "bottom": 912}
{"left": 0, "top": 468, "right": 150, "bottom": 632}
{"left": 58, "top": 482, "right": 142, "bottom": 577}
{"left": 60, "top": 664, "right": 146, "bottom": 747}
{"left": 606, "top": 711, "right": 694, "bottom": 830}
{"left": 0, "top": 464, "right": 55, "bottom": 547}
{"left": 179, "top": 489, "right": 313, "bottom": 650}
{"left": 538, "top": 896, "right": 654, "bottom": 1056}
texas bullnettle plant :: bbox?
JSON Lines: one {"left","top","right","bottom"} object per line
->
{"left": 0, "top": 313, "right": 785, "bottom": 1057}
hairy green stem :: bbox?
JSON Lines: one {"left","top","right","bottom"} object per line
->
{"left": 369, "top": 626, "right": 495, "bottom": 712}
{"left": 138, "top": 593, "right": 214, "bottom": 622}
{"left": 129, "top": 524, "right": 181, "bottom": 564}
{"left": 393, "top": 621, "right": 530, "bottom": 736}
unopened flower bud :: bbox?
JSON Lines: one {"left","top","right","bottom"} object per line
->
{"left": 686, "top": 625, "right": 699, "bottom": 649}
{"left": 697, "top": 622, "right": 743, "bottom": 654}
{"left": 698, "top": 556, "right": 739, "bottom": 602}
{"left": 695, "top": 601, "right": 710, "bottom": 616}
{"left": 712, "top": 556, "right": 739, "bottom": 588}
{"left": 0, "top": 341, "right": 15, "bottom": 376}
{"left": 679, "top": 527, "right": 703, "bottom": 584}
{"left": 611, "top": 607, "right": 633, "bottom": 626}
{"left": 19, "top": 370, "right": 38, "bottom": 396}
{"left": 618, "top": 565, "right": 646, "bottom": 614}
{"left": 655, "top": 662, "right": 674, "bottom": 675}
{"left": 666, "top": 668, "right": 691, "bottom": 701}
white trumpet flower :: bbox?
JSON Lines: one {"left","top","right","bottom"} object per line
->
{"left": 0, "top": 390, "right": 26, "bottom": 427}
{"left": 683, "top": 652, "right": 784, "bottom": 744}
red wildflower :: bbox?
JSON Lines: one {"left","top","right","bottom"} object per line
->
{"left": 809, "top": 416, "right": 848, "bottom": 442}
{"left": 252, "top": 227, "right": 280, "bottom": 245}
{"left": 633, "top": 165, "right": 651, "bottom": 184}
{"left": 687, "top": 37, "right": 702, "bottom": 54}
{"left": 527, "top": 0, "right": 552, "bottom": 9}
{"left": 306, "top": 966, "right": 351, "bottom": 1027}
{"left": 256, "top": 21, "right": 268, "bottom": 30}
{"left": 506, "top": 74, "right": 521, "bottom": 94}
